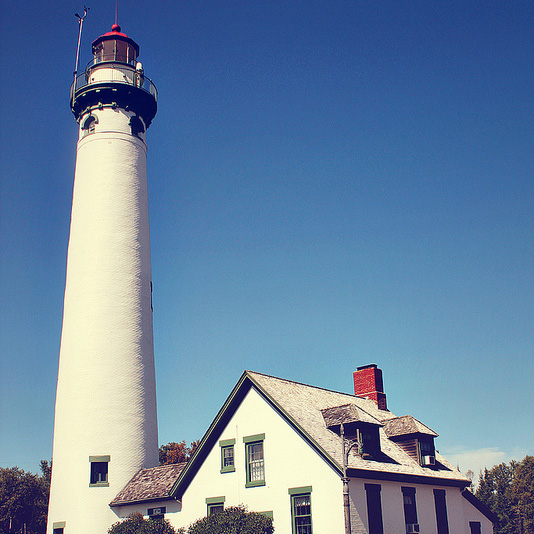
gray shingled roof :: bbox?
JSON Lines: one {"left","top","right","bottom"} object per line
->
{"left": 383, "top": 414, "right": 439, "bottom": 438}
{"left": 321, "top": 403, "right": 383, "bottom": 427}
{"left": 112, "top": 370, "right": 470, "bottom": 505}
{"left": 111, "top": 462, "right": 186, "bottom": 505}
{"left": 247, "top": 371, "right": 467, "bottom": 482}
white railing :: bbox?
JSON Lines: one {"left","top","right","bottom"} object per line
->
{"left": 70, "top": 64, "right": 157, "bottom": 102}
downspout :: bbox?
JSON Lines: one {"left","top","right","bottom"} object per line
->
{"left": 341, "top": 424, "right": 351, "bottom": 534}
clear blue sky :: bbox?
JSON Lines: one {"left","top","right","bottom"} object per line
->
{"left": 1, "top": 0, "right": 532, "bottom": 479}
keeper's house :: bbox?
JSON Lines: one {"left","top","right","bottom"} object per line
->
{"left": 110, "top": 365, "right": 496, "bottom": 534}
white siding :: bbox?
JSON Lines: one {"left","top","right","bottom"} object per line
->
{"left": 47, "top": 105, "right": 158, "bottom": 534}
{"left": 349, "top": 478, "right": 494, "bottom": 534}
{"left": 167, "top": 387, "right": 345, "bottom": 534}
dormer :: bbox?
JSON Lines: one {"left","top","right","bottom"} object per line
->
{"left": 384, "top": 415, "right": 438, "bottom": 467}
{"left": 321, "top": 404, "right": 383, "bottom": 459}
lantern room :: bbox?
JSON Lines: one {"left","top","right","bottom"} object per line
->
{"left": 91, "top": 24, "right": 139, "bottom": 66}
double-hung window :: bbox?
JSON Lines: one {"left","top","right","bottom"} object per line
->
{"left": 289, "top": 487, "right": 313, "bottom": 534}
{"left": 365, "top": 483, "right": 384, "bottom": 534}
{"left": 244, "top": 434, "right": 265, "bottom": 487}
{"left": 219, "top": 439, "right": 235, "bottom": 473}
{"left": 433, "top": 489, "right": 450, "bottom": 534}
{"left": 402, "top": 487, "right": 419, "bottom": 533}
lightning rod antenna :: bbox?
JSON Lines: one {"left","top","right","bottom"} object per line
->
{"left": 115, "top": 0, "right": 118, "bottom": 26}
{"left": 73, "top": 6, "right": 89, "bottom": 86}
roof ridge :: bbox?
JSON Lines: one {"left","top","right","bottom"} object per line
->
{"left": 245, "top": 369, "right": 359, "bottom": 399}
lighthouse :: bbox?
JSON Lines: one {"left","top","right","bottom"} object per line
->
{"left": 47, "top": 24, "right": 159, "bottom": 533}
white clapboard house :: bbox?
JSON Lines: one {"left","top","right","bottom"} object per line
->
{"left": 109, "top": 365, "right": 496, "bottom": 534}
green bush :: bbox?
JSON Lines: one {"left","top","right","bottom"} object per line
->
{"left": 109, "top": 512, "right": 177, "bottom": 534}
{"left": 184, "top": 505, "right": 274, "bottom": 534}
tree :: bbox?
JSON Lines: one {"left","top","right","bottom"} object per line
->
{"left": 180, "top": 506, "right": 274, "bottom": 534}
{"left": 109, "top": 512, "right": 177, "bottom": 534}
{"left": 0, "top": 465, "right": 50, "bottom": 534}
{"left": 509, "top": 456, "right": 534, "bottom": 534}
{"left": 475, "top": 455, "right": 534, "bottom": 534}
{"left": 159, "top": 441, "right": 199, "bottom": 465}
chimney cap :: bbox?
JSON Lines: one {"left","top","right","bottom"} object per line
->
{"left": 356, "top": 363, "right": 378, "bottom": 371}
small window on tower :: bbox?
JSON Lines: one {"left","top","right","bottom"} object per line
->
{"left": 89, "top": 455, "right": 110, "bottom": 486}
{"left": 129, "top": 116, "right": 145, "bottom": 138}
{"left": 82, "top": 115, "right": 98, "bottom": 137}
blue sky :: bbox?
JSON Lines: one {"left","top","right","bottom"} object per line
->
{"left": 1, "top": 0, "right": 532, "bottom": 480}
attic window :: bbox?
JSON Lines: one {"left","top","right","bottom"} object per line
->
{"left": 418, "top": 437, "right": 436, "bottom": 467}
{"left": 321, "top": 404, "right": 383, "bottom": 460}
{"left": 358, "top": 426, "right": 381, "bottom": 458}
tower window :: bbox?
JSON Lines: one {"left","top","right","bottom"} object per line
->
{"left": 53, "top": 522, "right": 65, "bottom": 534}
{"left": 129, "top": 116, "right": 145, "bottom": 137}
{"left": 82, "top": 115, "right": 98, "bottom": 137}
{"left": 89, "top": 455, "right": 110, "bottom": 486}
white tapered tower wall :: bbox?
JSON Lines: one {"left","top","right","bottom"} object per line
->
{"left": 47, "top": 46, "right": 159, "bottom": 533}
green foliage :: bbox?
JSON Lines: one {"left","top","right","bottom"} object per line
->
{"left": 159, "top": 441, "right": 199, "bottom": 465}
{"left": 0, "top": 465, "right": 50, "bottom": 534}
{"left": 108, "top": 512, "right": 178, "bottom": 534}
{"left": 475, "top": 455, "right": 534, "bottom": 534}
{"left": 182, "top": 505, "right": 274, "bottom": 534}
{"left": 509, "top": 456, "right": 534, "bottom": 534}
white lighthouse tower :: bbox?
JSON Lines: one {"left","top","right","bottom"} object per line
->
{"left": 47, "top": 24, "right": 159, "bottom": 534}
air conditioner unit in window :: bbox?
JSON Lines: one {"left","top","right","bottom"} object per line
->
{"left": 406, "top": 523, "right": 420, "bottom": 533}
{"left": 147, "top": 506, "right": 166, "bottom": 516}
{"left": 423, "top": 455, "right": 436, "bottom": 466}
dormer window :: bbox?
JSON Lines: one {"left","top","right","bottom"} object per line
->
{"left": 419, "top": 437, "right": 436, "bottom": 466}
{"left": 357, "top": 425, "right": 381, "bottom": 458}
{"left": 383, "top": 415, "right": 438, "bottom": 467}
{"left": 321, "top": 404, "right": 383, "bottom": 460}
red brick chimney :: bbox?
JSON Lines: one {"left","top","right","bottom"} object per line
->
{"left": 353, "top": 364, "right": 387, "bottom": 410}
